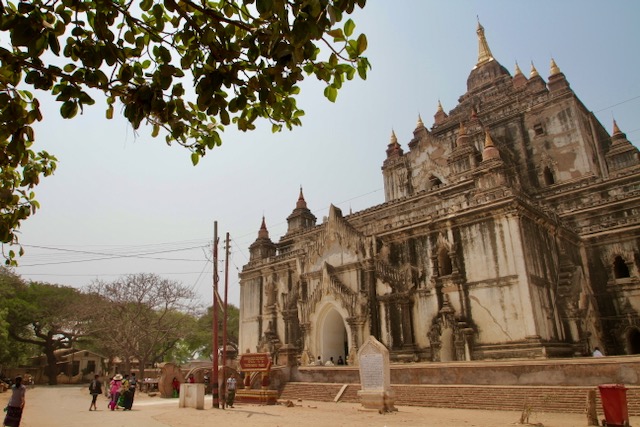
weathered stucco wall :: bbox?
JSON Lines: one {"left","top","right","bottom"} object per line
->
{"left": 292, "top": 356, "right": 640, "bottom": 387}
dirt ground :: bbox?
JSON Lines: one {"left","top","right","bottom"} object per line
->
{"left": 5, "top": 385, "right": 638, "bottom": 427}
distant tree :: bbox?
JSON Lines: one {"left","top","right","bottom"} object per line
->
{"left": 5, "top": 281, "right": 94, "bottom": 384}
{"left": 0, "top": 267, "right": 33, "bottom": 369}
{"left": 0, "top": 0, "right": 370, "bottom": 263}
{"left": 87, "top": 273, "right": 198, "bottom": 378}
{"left": 182, "top": 303, "right": 239, "bottom": 360}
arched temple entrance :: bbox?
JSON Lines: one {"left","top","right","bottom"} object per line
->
{"left": 627, "top": 327, "right": 640, "bottom": 354}
{"left": 319, "top": 307, "right": 349, "bottom": 364}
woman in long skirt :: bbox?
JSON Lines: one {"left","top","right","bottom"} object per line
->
{"left": 3, "top": 376, "right": 26, "bottom": 427}
{"left": 109, "top": 374, "right": 123, "bottom": 410}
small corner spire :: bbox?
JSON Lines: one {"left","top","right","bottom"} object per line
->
{"left": 416, "top": 114, "right": 424, "bottom": 128}
{"left": 514, "top": 61, "right": 523, "bottom": 76}
{"left": 296, "top": 186, "right": 307, "bottom": 209}
{"left": 437, "top": 100, "right": 444, "bottom": 112}
{"left": 613, "top": 119, "right": 621, "bottom": 136}
{"left": 258, "top": 216, "right": 269, "bottom": 239}
{"left": 529, "top": 61, "right": 539, "bottom": 78}
{"left": 549, "top": 58, "right": 561, "bottom": 76}
{"left": 484, "top": 129, "right": 495, "bottom": 148}
{"left": 482, "top": 128, "right": 501, "bottom": 161}
{"left": 390, "top": 129, "right": 398, "bottom": 145}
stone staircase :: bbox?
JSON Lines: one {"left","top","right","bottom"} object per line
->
{"left": 279, "top": 382, "right": 640, "bottom": 415}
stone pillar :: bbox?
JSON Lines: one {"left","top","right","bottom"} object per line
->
{"left": 449, "top": 245, "right": 459, "bottom": 275}
{"left": 299, "top": 322, "right": 311, "bottom": 362}
{"left": 347, "top": 317, "right": 364, "bottom": 366}
{"left": 363, "top": 259, "right": 381, "bottom": 340}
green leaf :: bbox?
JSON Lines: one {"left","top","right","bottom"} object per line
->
{"left": 60, "top": 101, "right": 78, "bottom": 118}
{"left": 256, "top": 0, "right": 273, "bottom": 15}
{"left": 344, "top": 19, "right": 355, "bottom": 37}
{"left": 190, "top": 152, "right": 200, "bottom": 166}
{"left": 141, "top": 0, "right": 153, "bottom": 12}
{"left": 324, "top": 86, "right": 337, "bottom": 103}
{"left": 356, "top": 34, "right": 368, "bottom": 55}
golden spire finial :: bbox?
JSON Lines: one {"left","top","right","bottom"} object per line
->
{"left": 549, "top": 58, "right": 561, "bottom": 76}
{"left": 514, "top": 61, "right": 522, "bottom": 76}
{"left": 529, "top": 61, "right": 539, "bottom": 78}
{"left": 390, "top": 129, "right": 398, "bottom": 145}
{"left": 482, "top": 129, "right": 501, "bottom": 161}
{"left": 475, "top": 19, "right": 494, "bottom": 67}
{"left": 416, "top": 114, "right": 424, "bottom": 128}
{"left": 613, "top": 119, "right": 621, "bottom": 135}
{"left": 437, "top": 100, "right": 444, "bottom": 112}
{"left": 484, "top": 129, "right": 495, "bottom": 148}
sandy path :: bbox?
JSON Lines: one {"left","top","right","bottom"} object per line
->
{"left": 8, "top": 385, "right": 638, "bottom": 427}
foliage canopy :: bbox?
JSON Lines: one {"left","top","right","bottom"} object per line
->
{"left": 5, "top": 280, "right": 94, "bottom": 384}
{"left": 0, "top": 0, "right": 369, "bottom": 262}
{"left": 87, "top": 273, "right": 198, "bottom": 377}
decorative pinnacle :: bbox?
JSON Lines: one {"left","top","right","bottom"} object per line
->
{"left": 530, "top": 61, "right": 539, "bottom": 78}
{"left": 476, "top": 20, "right": 494, "bottom": 66}
{"left": 514, "top": 61, "right": 522, "bottom": 76}
{"left": 549, "top": 58, "right": 561, "bottom": 76}
{"left": 613, "top": 119, "right": 621, "bottom": 135}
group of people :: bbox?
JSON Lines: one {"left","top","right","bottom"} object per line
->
{"left": 89, "top": 372, "right": 137, "bottom": 411}
{"left": 313, "top": 355, "right": 345, "bottom": 366}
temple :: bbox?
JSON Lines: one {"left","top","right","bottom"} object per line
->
{"left": 238, "top": 23, "right": 640, "bottom": 364}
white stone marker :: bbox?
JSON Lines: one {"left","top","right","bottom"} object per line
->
{"left": 357, "top": 336, "right": 396, "bottom": 412}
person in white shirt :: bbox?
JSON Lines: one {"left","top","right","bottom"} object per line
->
{"left": 4, "top": 376, "right": 26, "bottom": 427}
{"left": 226, "top": 376, "right": 237, "bottom": 408}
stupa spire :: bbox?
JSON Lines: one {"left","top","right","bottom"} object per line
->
{"left": 258, "top": 216, "right": 269, "bottom": 239}
{"left": 549, "top": 58, "right": 561, "bottom": 76}
{"left": 514, "top": 61, "right": 523, "bottom": 76}
{"left": 613, "top": 119, "right": 622, "bottom": 136}
{"left": 482, "top": 129, "right": 501, "bottom": 161}
{"left": 296, "top": 186, "right": 307, "bottom": 209}
{"left": 529, "top": 61, "right": 539, "bottom": 78}
{"left": 385, "top": 129, "right": 404, "bottom": 158}
{"left": 475, "top": 20, "right": 494, "bottom": 67}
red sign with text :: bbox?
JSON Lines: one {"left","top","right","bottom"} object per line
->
{"left": 239, "top": 353, "right": 271, "bottom": 371}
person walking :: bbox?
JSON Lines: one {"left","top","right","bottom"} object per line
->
{"left": 88, "top": 374, "right": 103, "bottom": 411}
{"left": 226, "top": 375, "right": 237, "bottom": 408}
{"left": 108, "top": 374, "right": 123, "bottom": 410}
{"left": 3, "top": 375, "right": 26, "bottom": 427}
{"left": 125, "top": 373, "right": 137, "bottom": 410}
{"left": 171, "top": 377, "right": 180, "bottom": 398}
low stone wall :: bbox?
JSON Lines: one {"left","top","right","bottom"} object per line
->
{"left": 291, "top": 355, "right": 640, "bottom": 386}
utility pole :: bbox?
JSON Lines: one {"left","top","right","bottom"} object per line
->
{"left": 212, "top": 222, "right": 219, "bottom": 408}
{"left": 221, "top": 232, "right": 230, "bottom": 409}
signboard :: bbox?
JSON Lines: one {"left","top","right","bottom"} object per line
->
{"left": 239, "top": 353, "right": 271, "bottom": 371}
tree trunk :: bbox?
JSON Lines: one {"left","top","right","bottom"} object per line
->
{"left": 45, "top": 347, "right": 58, "bottom": 385}
{"left": 138, "top": 358, "right": 147, "bottom": 381}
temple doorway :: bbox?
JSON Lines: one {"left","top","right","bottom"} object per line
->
{"left": 320, "top": 307, "right": 348, "bottom": 364}
{"left": 626, "top": 327, "right": 640, "bottom": 354}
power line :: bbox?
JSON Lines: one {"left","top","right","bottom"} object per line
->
{"left": 19, "top": 243, "right": 208, "bottom": 266}
{"left": 595, "top": 94, "right": 640, "bottom": 113}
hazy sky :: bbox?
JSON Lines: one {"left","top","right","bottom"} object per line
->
{"left": 10, "top": 1, "right": 640, "bottom": 308}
